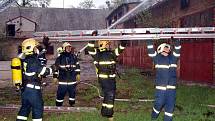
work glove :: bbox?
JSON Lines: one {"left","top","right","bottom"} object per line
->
{"left": 120, "top": 40, "right": 129, "bottom": 47}
{"left": 171, "top": 36, "right": 180, "bottom": 46}
{"left": 146, "top": 40, "right": 153, "bottom": 46}
{"left": 89, "top": 40, "right": 96, "bottom": 45}
{"left": 91, "top": 30, "right": 98, "bottom": 36}
{"left": 145, "top": 31, "right": 153, "bottom": 45}
{"left": 76, "top": 74, "right": 80, "bottom": 81}
{"left": 51, "top": 64, "right": 58, "bottom": 73}
{"left": 15, "top": 83, "right": 22, "bottom": 92}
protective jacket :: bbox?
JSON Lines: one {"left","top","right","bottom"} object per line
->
{"left": 16, "top": 54, "right": 52, "bottom": 121}
{"left": 146, "top": 40, "right": 181, "bottom": 86}
{"left": 55, "top": 52, "right": 80, "bottom": 82}
{"left": 86, "top": 41, "right": 126, "bottom": 118}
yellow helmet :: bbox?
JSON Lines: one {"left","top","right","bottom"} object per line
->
{"left": 57, "top": 47, "right": 63, "bottom": 54}
{"left": 22, "top": 38, "right": 39, "bottom": 55}
{"left": 157, "top": 43, "right": 171, "bottom": 54}
{"left": 62, "top": 42, "right": 72, "bottom": 51}
{"left": 98, "top": 40, "right": 110, "bottom": 49}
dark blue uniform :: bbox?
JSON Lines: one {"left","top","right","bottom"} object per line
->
{"left": 38, "top": 49, "right": 47, "bottom": 66}
{"left": 54, "top": 52, "right": 80, "bottom": 106}
{"left": 86, "top": 41, "right": 125, "bottom": 118}
{"left": 146, "top": 40, "right": 181, "bottom": 121}
{"left": 16, "top": 54, "right": 52, "bottom": 121}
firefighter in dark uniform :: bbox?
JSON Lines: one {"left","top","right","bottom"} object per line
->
{"left": 146, "top": 37, "right": 181, "bottom": 121}
{"left": 37, "top": 47, "right": 47, "bottom": 66}
{"left": 16, "top": 38, "right": 53, "bottom": 121}
{"left": 54, "top": 42, "right": 80, "bottom": 107}
{"left": 86, "top": 30, "right": 127, "bottom": 121}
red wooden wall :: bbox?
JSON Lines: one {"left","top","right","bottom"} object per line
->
{"left": 180, "top": 39, "right": 213, "bottom": 84}
{"left": 119, "top": 45, "right": 152, "bottom": 70}
{"left": 120, "top": 39, "right": 214, "bottom": 84}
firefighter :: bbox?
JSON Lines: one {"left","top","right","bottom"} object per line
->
{"left": 86, "top": 30, "right": 127, "bottom": 121}
{"left": 37, "top": 46, "right": 47, "bottom": 66}
{"left": 54, "top": 42, "right": 80, "bottom": 107}
{"left": 16, "top": 38, "right": 53, "bottom": 121}
{"left": 146, "top": 36, "right": 181, "bottom": 121}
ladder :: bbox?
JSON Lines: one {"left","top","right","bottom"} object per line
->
{"left": 0, "top": 0, "right": 17, "bottom": 13}
{"left": 33, "top": 27, "right": 215, "bottom": 42}
{"left": 1, "top": 104, "right": 97, "bottom": 113}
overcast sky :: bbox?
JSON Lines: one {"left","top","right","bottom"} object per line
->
{"left": 49, "top": 0, "right": 106, "bottom": 8}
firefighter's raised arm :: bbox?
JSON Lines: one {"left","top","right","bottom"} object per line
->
{"left": 146, "top": 31, "right": 157, "bottom": 59}
{"left": 86, "top": 30, "right": 98, "bottom": 56}
{"left": 172, "top": 37, "right": 181, "bottom": 58}
{"left": 146, "top": 39, "right": 157, "bottom": 59}
{"left": 114, "top": 40, "right": 127, "bottom": 56}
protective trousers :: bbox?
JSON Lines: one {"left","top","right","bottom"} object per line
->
{"left": 151, "top": 88, "right": 176, "bottom": 121}
{"left": 56, "top": 84, "right": 77, "bottom": 106}
{"left": 100, "top": 79, "right": 116, "bottom": 118}
{"left": 16, "top": 87, "right": 43, "bottom": 121}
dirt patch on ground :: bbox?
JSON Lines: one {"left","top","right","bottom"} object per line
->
{"left": 0, "top": 79, "right": 11, "bottom": 89}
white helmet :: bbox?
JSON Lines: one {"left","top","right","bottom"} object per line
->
{"left": 157, "top": 43, "right": 171, "bottom": 54}
{"left": 62, "top": 42, "right": 72, "bottom": 51}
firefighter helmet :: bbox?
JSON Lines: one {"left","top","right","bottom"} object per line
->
{"left": 57, "top": 47, "right": 63, "bottom": 53}
{"left": 157, "top": 43, "right": 171, "bottom": 54}
{"left": 98, "top": 40, "right": 110, "bottom": 50}
{"left": 62, "top": 42, "right": 72, "bottom": 51}
{"left": 22, "top": 38, "right": 40, "bottom": 55}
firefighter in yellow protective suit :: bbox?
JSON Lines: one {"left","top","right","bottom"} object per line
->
{"left": 86, "top": 30, "right": 127, "bottom": 121}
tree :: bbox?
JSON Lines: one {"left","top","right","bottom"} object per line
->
{"left": 78, "top": 0, "right": 95, "bottom": 9}
{"left": 111, "top": 0, "right": 123, "bottom": 7}
{"left": 104, "top": 0, "right": 123, "bottom": 9}
{"left": 17, "top": 0, "right": 51, "bottom": 7}
{"left": 136, "top": 10, "right": 172, "bottom": 28}
{"left": 136, "top": 11, "right": 154, "bottom": 27}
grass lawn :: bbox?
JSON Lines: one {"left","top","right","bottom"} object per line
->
{"left": 0, "top": 68, "right": 215, "bottom": 121}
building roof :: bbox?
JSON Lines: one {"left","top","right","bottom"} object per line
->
{"left": 0, "top": 7, "right": 108, "bottom": 32}
{"left": 6, "top": 15, "right": 37, "bottom": 24}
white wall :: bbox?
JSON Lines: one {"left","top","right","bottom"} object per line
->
{"left": 6, "top": 17, "right": 36, "bottom": 32}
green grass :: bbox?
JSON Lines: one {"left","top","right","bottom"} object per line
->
{"left": 1, "top": 68, "right": 215, "bottom": 121}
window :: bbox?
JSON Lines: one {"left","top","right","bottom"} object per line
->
{"left": 181, "top": 0, "right": 189, "bottom": 9}
{"left": 6, "top": 24, "right": 15, "bottom": 36}
{"left": 113, "top": 15, "right": 117, "bottom": 22}
{"left": 108, "top": 19, "right": 112, "bottom": 26}
{"left": 118, "top": 11, "right": 123, "bottom": 18}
